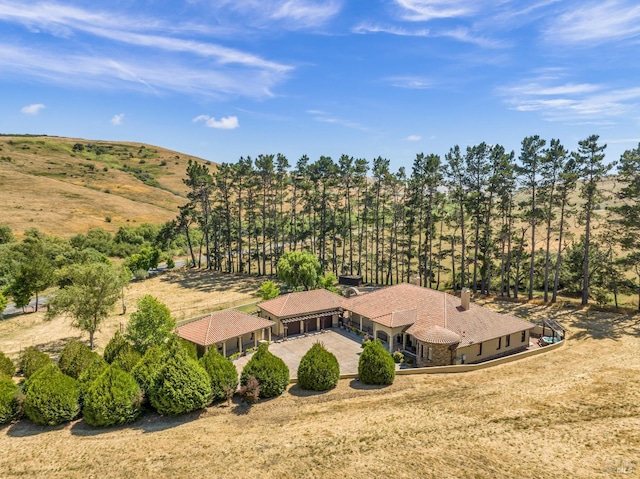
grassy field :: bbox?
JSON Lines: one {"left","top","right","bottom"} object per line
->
{"left": 0, "top": 272, "right": 638, "bottom": 478}
{"left": 0, "top": 135, "right": 211, "bottom": 238}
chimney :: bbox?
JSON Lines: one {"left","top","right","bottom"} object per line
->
{"left": 461, "top": 288, "right": 471, "bottom": 310}
{"left": 410, "top": 274, "right": 421, "bottom": 286}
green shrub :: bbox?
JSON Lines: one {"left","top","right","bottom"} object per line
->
{"left": 83, "top": 365, "right": 143, "bottom": 427}
{"left": 0, "top": 350, "right": 15, "bottom": 378}
{"left": 199, "top": 348, "right": 238, "bottom": 402}
{"left": 150, "top": 349, "right": 212, "bottom": 415}
{"left": 77, "top": 357, "right": 108, "bottom": 404}
{"left": 166, "top": 335, "right": 197, "bottom": 360}
{"left": 23, "top": 364, "right": 80, "bottom": 425}
{"left": 297, "top": 342, "right": 340, "bottom": 391}
{"left": 19, "top": 347, "right": 53, "bottom": 379}
{"left": 58, "top": 340, "right": 97, "bottom": 379}
{"left": 125, "top": 295, "right": 176, "bottom": 354}
{"left": 103, "top": 331, "right": 130, "bottom": 364}
{"left": 111, "top": 346, "right": 142, "bottom": 373}
{"left": 131, "top": 345, "right": 165, "bottom": 399}
{"left": 358, "top": 340, "right": 395, "bottom": 386}
{"left": 392, "top": 350, "right": 404, "bottom": 364}
{"left": 0, "top": 376, "right": 23, "bottom": 423}
{"left": 240, "top": 343, "right": 289, "bottom": 399}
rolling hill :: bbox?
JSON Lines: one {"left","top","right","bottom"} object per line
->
{"left": 0, "top": 135, "right": 212, "bottom": 238}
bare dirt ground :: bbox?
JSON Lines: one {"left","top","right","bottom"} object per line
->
{"left": 1, "top": 280, "right": 639, "bottom": 478}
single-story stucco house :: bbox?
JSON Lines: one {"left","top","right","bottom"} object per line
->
{"left": 176, "top": 309, "right": 274, "bottom": 357}
{"left": 257, "top": 283, "right": 534, "bottom": 367}
{"left": 257, "top": 289, "right": 344, "bottom": 337}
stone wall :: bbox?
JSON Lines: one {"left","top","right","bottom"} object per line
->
{"left": 416, "top": 341, "right": 452, "bottom": 367}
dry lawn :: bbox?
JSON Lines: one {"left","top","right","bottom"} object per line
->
{"left": 1, "top": 279, "right": 639, "bottom": 478}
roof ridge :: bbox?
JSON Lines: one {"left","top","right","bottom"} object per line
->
{"left": 204, "top": 314, "right": 214, "bottom": 346}
{"left": 279, "top": 293, "right": 291, "bottom": 316}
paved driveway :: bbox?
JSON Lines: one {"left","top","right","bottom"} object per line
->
{"left": 233, "top": 329, "right": 363, "bottom": 379}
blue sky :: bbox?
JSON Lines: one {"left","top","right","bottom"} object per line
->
{"left": 1, "top": 0, "right": 639, "bottom": 171}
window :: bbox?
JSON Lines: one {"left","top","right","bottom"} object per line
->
{"left": 477, "top": 343, "right": 483, "bottom": 356}
{"left": 521, "top": 331, "right": 526, "bottom": 342}
{"left": 505, "top": 334, "right": 510, "bottom": 347}
{"left": 427, "top": 347, "right": 433, "bottom": 361}
{"left": 497, "top": 337, "right": 502, "bottom": 350}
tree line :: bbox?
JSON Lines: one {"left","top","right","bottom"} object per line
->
{"left": 172, "top": 135, "right": 640, "bottom": 309}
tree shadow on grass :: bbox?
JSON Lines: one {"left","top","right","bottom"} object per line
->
{"left": 287, "top": 383, "right": 333, "bottom": 398}
{"left": 159, "top": 269, "right": 260, "bottom": 295}
{"left": 7, "top": 419, "right": 68, "bottom": 437}
{"left": 69, "top": 409, "right": 204, "bottom": 436}
{"left": 348, "top": 378, "right": 392, "bottom": 391}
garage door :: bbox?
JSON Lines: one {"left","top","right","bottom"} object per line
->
{"left": 285, "top": 320, "right": 300, "bottom": 337}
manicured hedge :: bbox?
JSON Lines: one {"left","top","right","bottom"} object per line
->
{"left": 131, "top": 345, "right": 165, "bottom": 399}
{"left": 297, "top": 342, "right": 339, "bottom": 391}
{"left": 103, "top": 331, "right": 130, "bottom": 364}
{"left": 111, "top": 346, "right": 142, "bottom": 373}
{"left": 240, "top": 343, "right": 289, "bottom": 399}
{"left": 77, "top": 356, "right": 108, "bottom": 404}
{"left": 58, "top": 340, "right": 96, "bottom": 379}
{"left": 199, "top": 348, "right": 238, "bottom": 402}
{"left": 23, "top": 364, "right": 80, "bottom": 426}
{"left": 0, "top": 376, "right": 22, "bottom": 423}
{"left": 83, "top": 365, "right": 143, "bottom": 427}
{"left": 150, "top": 349, "right": 212, "bottom": 415}
{"left": 19, "top": 347, "right": 53, "bottom": 379}
{"left": 358, "top": 340, "right": 395, "bottom": 386}
{"left": 0, "top": 350, "right": 15, "bottom": 378}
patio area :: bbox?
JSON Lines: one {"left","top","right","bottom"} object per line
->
{"left": 232, "top": 329, "right": 364, "bottom": 379}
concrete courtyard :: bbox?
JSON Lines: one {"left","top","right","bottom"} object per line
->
{"left": 233, "top": 329, "right": 363, "bottom": 379}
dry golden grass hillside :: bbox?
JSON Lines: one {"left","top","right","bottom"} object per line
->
{"left": 0, "top": 135, "right": 213, "bottom": 238}
{"left": 0, "top": 272, "right": 638, "bottom": 479}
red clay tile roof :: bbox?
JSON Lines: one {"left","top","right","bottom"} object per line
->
{"left": 345, "top": 283, "right": 533, "bottom": 347}
{"left": 176, "top": 309, "right": 274, "bottom": 347}
{"left": 257, "top": 289, "right": 345, "bottom": 318}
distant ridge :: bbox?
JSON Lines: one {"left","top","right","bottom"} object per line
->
{"left": 0, "top": 135, "right": 213, "bottom": 237}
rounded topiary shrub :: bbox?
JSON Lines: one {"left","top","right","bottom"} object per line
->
{"left": 150, "top": 349, "right": 212, "bottom": 415}
{"left": 83, "top": 365, "right": 143, "bottom": 427}
{"left": 0, "top": 350, "right": 15, "bottom": 378}
{"left": 358, "top": 340, "right": 395, "bottom": 386}
{"left": 0, "top": 376, "right": 23, "bottom": 423}
{"left": 23, "top": 364, "right": 80, "bottom": 426}
{"left": 77, "top": 357, "right": 108, "bottom": 404}
{"left": 103, "top": 331, "right": 130, "bottom": 364}
{"left": 19, "top": 347, "right": 53, "bottom": 379}
{"left": 297, "top": 342, "right": 340, "bottom": 391}
{"left": 240, "top": 343, "right": 289, "bottom": 399}
{"left": 131, "top": 345, "right": 164, "bottom": 399}
{"left": 111, "top": 346, "right": 142, "bottom": 373}
{"left": 199, "top": 348, "right": 238, "bottom": 402}
{"left": 58, "top": 340, "right": 96, "bottom": 379}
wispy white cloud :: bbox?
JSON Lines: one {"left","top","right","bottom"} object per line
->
{"left": 215, "top": 0, "right": 341, "bottom": 29}
{"left": 406, "top": 135, "right": 421, "bottom": 141}
{"left": 193, "top": 114, "right": 240, "bottom": 129}
{"left": 0, "top": 2, "right": 291, "bottom": 98}
{"left": 353, "top": 23, "right": 430, "bottom": 37}
{"left": 306, "top": 110, "right": 368, "bottom": 132}
{"left": 385, "top": 76, "right": 432, "bottom": 89}
{"left": 111, "top": 113, "right": 124, "bottom": 125}
{"left": 393, "top": 0, "right": 475, "bottom": 22}
{"left": 21, "top": 103, "right": 45, "bottom": 115}
{"left": 500, "top": 72, "right": 640, "bottom": 122}
{"left": 545, "top": 0, "right": 640, "bottom": 44}
{"left": 0, "top": 44, "right": 285, "bottom": 99}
